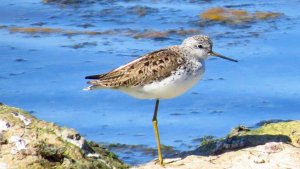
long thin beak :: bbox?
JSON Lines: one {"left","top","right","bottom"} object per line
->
{"left": 209, "top": 51, "right": 238, "bottom": 62}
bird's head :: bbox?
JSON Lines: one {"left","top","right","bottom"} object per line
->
{"left": 181, "top": 34, "right": 238, "bottom": 62}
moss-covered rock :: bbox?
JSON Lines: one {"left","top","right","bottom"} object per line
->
{"left": 135, "top": 121, "right": 300, "bottom": 169}
{"left": 194, "top": 121, "right": 300, "bottom": 156}
{"left": 0, "top": 104, "right": 128, "bottom": 169}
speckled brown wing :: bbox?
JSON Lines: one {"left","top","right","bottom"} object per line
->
{"left": 86, "top": 48, "right": 186, "bottom": 88}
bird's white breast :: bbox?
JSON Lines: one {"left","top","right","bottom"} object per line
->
{"left": 120, "top": 60, "right": 205, "bottom": 99}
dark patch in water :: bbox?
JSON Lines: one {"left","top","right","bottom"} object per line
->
{"left": 28, "top": 49, "right": 38, "bottom": 52}
{"left": 133, "top": 133, "right": 145, "bottom": 137}
{"left": 170, "top": 112, "right": 184, "bottom": 116}
{"left": 77, "top": 23, "right": 95, "bottom": 28}
{"left": 61, "top": 42, "right": 97, "bottom": 49}
{"left": 127, "top": 6, "right": 158, "bottom": 17}
{"left": 174, "top": 140, "right": 183, "bottom": 143}
{"left": 224, "top": 4, "right": 255, "bottom": 8}
{"left": 205, "top": 77, "right": 225, "bottom": 81}
{"left": 210, "top": 110, "right": 224, "bottom": 114}
{"left": 101, "top": 124, "right": 109, "bottom": 129}
{"left": 255, "top": 119, "right": 293, "bottom": 127}
{"left": 15, "top": 58, "right": 27, "bottom": 62}
{"left": 190, "top": 111, "right": 200, "bottom": 114}
{"left": 9, "top": 72, "right": 25, "bottom": 76}
{"left": 31, "top": 22, "right": 46, "bottom": 26}
{"left": 29, "top": 111, "right": 36, "bottom": 114}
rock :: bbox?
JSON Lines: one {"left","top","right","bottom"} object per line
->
{"left": 0, "top": 120, "right": 10, "bottom": 133}
{"left": 11, "top": 112, "right": 31, "bottom": 126}
{"left": 0, "top": 104, "right": 128, "bottom": 169}
{"left": 8, "top": 136, "right": 27, "bottom": 155}
{"left": 134, "top": 121, "right": 300, "bottom": 169}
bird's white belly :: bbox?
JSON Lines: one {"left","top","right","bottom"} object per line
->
{"left": 120, "top": 64, "right": 205, "bottom": 99}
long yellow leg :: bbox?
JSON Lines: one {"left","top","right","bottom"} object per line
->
{"left": 152, "top": 99, "right": 163, "bottom": 165}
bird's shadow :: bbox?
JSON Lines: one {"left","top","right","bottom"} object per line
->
{"left": 171, "top": 134, "right": 291, "bottom": 159}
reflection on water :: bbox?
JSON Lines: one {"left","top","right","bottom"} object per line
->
{"left": 0, "top": 0, "right": 300, "bottom": 165}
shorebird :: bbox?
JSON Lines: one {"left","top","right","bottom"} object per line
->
{"left": 84, "top": 34, "right": 237, "bottom": 165}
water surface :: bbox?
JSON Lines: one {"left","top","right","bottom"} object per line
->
{"left": 0, "top": 0, "right": 300, "bottom": 165}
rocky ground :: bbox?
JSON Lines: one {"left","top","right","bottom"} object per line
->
{"left": 0, "top": 103, "right": 128, "bottom": 169}
{"left": 134, "top": 142, "right": 300, "bottom": 169}
{"left": 133, "top": 121, "right": 300, "bottom": 169}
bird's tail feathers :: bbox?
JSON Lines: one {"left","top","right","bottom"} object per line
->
{"left": 85, "top": 74, "right": 106, "bottom": 79}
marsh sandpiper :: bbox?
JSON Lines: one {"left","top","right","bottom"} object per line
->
{"left": 85, "top": 34, "right": 238, "bottom": 165}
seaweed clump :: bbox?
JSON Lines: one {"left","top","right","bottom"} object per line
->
{"left": 132, "top": 29, "right": 200, "bottom": 40}
{"left": 6, "top": 26, "right": 198, "bottom": 40}
{"left": 200, "top": 8, "right": 281, "bottom": 24}
{"left": 43, "top": 0, "right": 90, "bottom": 5}
{"left": 9, "top": 27, "right": 116, "bottom": 36}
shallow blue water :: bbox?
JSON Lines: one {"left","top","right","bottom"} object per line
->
{"left": 0, "top": 0, "right": 300, "bottom": 165}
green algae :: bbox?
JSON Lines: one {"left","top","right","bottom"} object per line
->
{"left": 240, "top": 121, "right": 300, "bottom": 146}
{"left": 196, "top": 121, "right": 300, "bottom": 155}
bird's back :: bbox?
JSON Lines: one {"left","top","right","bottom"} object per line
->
{"left": 85, "top": 47, "right": 185, "bottom": 88}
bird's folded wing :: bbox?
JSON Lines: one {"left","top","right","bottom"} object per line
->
{"left": 87, "top": 48, "right": 186, "bottom": 88}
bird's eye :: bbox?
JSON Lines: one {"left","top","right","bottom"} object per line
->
{"left": 197, "top": 45, "right": 203, "bottom": 48}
